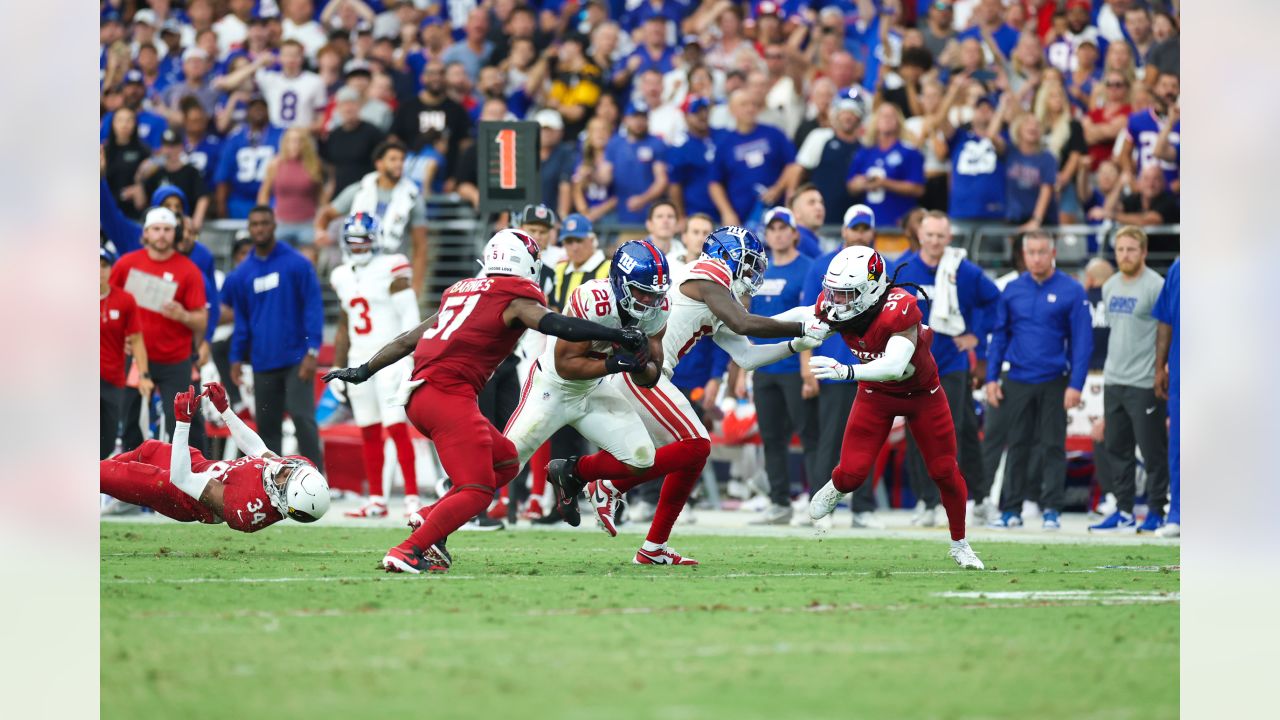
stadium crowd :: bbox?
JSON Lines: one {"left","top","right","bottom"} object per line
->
{"left": 99, "top": 0, "right": 1180, "bottom": 536}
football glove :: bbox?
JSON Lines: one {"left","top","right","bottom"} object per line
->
{"left": 788, "top": 334, "right": 826, "bottom": 353}
{"left": 605, "top": 353, "right": 647, "bottom": 374}
{"left": 201, "top": 381, "right": 230, "bottom": 413}
{"left": 808, "top": 356, "right": 853, "bottom": 382}
{"left": 174, "top": 385, "right": 201, "bottom": 423}
{"left": 616, "top": 326, "right": 648, "bottom": 354}
{"left": 802, "top": 315, "right": 832, "bottom": 342}
{"left": 323, "top": 363, "right": 372, "bottom": 385}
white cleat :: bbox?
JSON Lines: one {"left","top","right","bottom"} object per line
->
{"left": 404, "top": 495, "right": 422, "bottom": 517}
{"left": 344, "top": 499, "right": 388, "bottom": 519}
{"left": 851, "top": 511, "right": 884, "bottom": 529}
{"left": 970, "top": 499, "right": 998, "bottom": 525}
{"left": 949, "top": 540, "right": 985, "bottom": 570}
{"left": 911, "top": 505, "right": 938, "bottom": 527}
{"left": 809, "top": 480, "right": 848, "bottom": 520}
{"left": 1155, "top": 522, "right": 1180, "bottom": 538}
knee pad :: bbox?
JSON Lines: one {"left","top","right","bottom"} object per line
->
{"left": 927, "top": 455, "right": 959, "bottom": 481}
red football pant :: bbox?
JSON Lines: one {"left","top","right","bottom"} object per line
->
{"left": 359, "top": 422, "right": 419, "bottom": 498}
{"left": 831, "top": 386, "right": 969, "bottom": 541}
{"left": 398, "top": 385, "right": 519, "bottom": 554}
{"left": 100, "top": 441, "right": 217, "bottom": 525}
{"left": 576, "top": 438, "right": 710, "bottom": 545}
{"left": 529, "top": 442, "right": 550, "bottom": 499}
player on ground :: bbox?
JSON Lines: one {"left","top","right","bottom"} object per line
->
{"left": 804, "top": 246, "right": 985, "bottom": 569}
{"left": 329, "top": 212, "right": 424, "bottom": 519}
{"left": 547, "top": 226, "right": 831, "bottom": 565}
{"left": 322, "top": 229, "right": 650, "bottom": 573}
{"left": 99, "top": 383, "right": 330, "bottom": 532}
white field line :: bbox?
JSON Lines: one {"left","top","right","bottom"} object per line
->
{"left": 935, "top": 590, "right": 1180, "bottom": 603}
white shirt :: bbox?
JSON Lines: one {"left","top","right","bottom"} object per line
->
{"left": 282, "top": 18, "right": 329, "bottom": 60}
{"left": 213, "top": 15, "right": 248, "bottom": 57}
{"left": 255, "top": 69, "right": 328, "bottom": 128}
{"left": 661, "top": 258, "right": 733, "bottom": 373}
{"left": 329, "top": 254, "right": 415, "bottom": 362}
{"left": 545, "top": 278, "right": 670, "bottom": 391}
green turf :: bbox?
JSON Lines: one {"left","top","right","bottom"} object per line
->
{"left": 101, "top": 524, "right": 1179, "bottom": 720}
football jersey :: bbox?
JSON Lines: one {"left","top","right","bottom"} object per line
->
{"left": 183, "top": 450, "right": 283, "bottom": 533}
{"left": 818, "top": 289, "right": 941, "bottom": 395}
{"left": 412, "top": 275, "right": 547, "bottom": 396}
{"left": 255, "top": 69, "right": 328, "bottom": 128}
{"left": 661, "top": 257, "right": 734, "bottom": 372}
{"left": 329, "top": 254, "right": 414, "bottom": 363}
{"left": 544, "top": 278, "right": 670, "bottom": 390}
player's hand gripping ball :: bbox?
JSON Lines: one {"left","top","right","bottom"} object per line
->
{"left": 617, "top": 326, "right": 648, "bottom": 354}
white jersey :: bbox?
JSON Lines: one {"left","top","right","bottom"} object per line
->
{"left": 329, "top": 254, "right": 414, "bottom": 362}
{"left": 540, "top": 278, "right": 669, "bottom": 390}
{"left": 660, "top": 257, "right": 735, "bottom": 373}
{"left": 254, "top": 68, "right": 327, "bottom": 128}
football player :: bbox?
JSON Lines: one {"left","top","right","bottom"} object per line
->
{"left": 323, "top": 229, "right": 650, "bottom": 573}
{"left": 804, "top": 246, "right": 985, "bottom": 569}
{"left": 99, "top": 383, "right": 330, "bottom": 533}
{"left": 329, "top": 213, "right": 425, "bottom": 519}
{"left": 547, "top": 226, "right": 831, "bottom": 565}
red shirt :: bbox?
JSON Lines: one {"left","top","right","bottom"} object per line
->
{"left": 109, "top": 250, "right": 207, "bottom": 364}
{"left": 100, "top": 287, "right": 141, "bottom": 387}
{"left": 412, "top": 275, "right": 546, "bottom": 396}
{"left": 818, "top": 289, "right": 941, "bottom": 395}
{"left": 1086, "top": 103, "right": 1131, "bottom": 170}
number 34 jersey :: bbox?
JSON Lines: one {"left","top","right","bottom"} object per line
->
{"left": 542, "top": 278, "right": 669, "bottom": 390}
{"left": 181, "top": 448, "right": 283, "bottom": 533}
{"left": 330, "top": 254, "right": 414, "bottom": 363}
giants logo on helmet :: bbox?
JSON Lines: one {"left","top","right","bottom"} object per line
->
{"left": 616, "top": 252, "right": 638, "bottom": 274}
{"left": 866, "top": 253, "right": 884, "bottom": 282}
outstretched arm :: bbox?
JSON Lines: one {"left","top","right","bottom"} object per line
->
{"left": 810, "top": 327, "right": 918, "bottom": 382}
{"left": 712, "top": 324, "right": 825, "bottom": 371}
{"left": 202, "top": 382, "right": 274, "bottom": 458}
{"left": 324, "top": 312, "right": 439, "bottom": 384}
{"left": 692, "top": 280, "right": 805, "bottom": 338}
{"left": 503, "top": 298, "right": 647, "bottom": 352}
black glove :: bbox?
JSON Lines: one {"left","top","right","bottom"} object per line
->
{"left": 616, "top": 326, "right": 647, "bottom": 354}
{"left": 323, "top": 363, "right": 373, "bottom": 385}
{"left": 605, "top": 353, "right": 647, "bottom": 374}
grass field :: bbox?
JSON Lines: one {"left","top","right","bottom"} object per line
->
{"left": 101, "top": 523, "right": 1179, "bottom": 720}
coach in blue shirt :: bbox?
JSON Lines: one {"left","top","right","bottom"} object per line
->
{"left": 985, "top": 231, "right": 1093, "bottom": 529}
{"left": 893, "top": 211, "right": 1001, "bottom": 521}
{"left": 223, "top": 205, "right": 325, "bottom": 468}
{"left": 1152, "top": 258, "right": 1180, "bottom": 536}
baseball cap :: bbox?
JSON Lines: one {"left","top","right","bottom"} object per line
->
{"left": 133, "top": 9, "right": 156, "bottom": 26}
{"left": 100, "top": 242, "right": 119, "bottom": 265}
{"left": 683, "top": 95, "right": 710, "bottom": 114}
{"left": 561, "top": 214, "right": 594, "bottom": 240}
{"left": 762, "top": 206, "right": 797, "bottom": 229}
{"left": 144, "top": 207, "right": 179, "bottom": 229}
{"left": 182, "top": 47, "right": 209, "bottom": 63}
{"left": 756, "top": 1, "right": 783, "bottom": 18}
{"left": 101, "top": 10, "right": 123, "bottom": 26}
{"left": 1077, "top": 35, "right": 1099, "bottom": 49}
{"left": 534, "top": 108, "right": 564, "bottom": 131}
{"left": 974, "top": 94, "right": 998, "bottom": 109}
{"left": 624, "top": 99, "right": 650, "bottom": 117}
{"left": 419, "top": 16, "right": 444, "bottom": 29}
{"left": 123, "top": 69, "right": 145, "bottom": 86}
{"left": 344, "top": 59, "right": 373, "bottom": 78}
{"left": 520, "top": 203, "right": 558, "bottom": 228}
{"left": 161, "top": 128, "right": 183, "bottom": 146}
{"left": 843, "top": 204, "right": 876, "bottom": 230}
{"left": 832, "top": 87, "right": 869, "bottom": 117}
{"left": 161, "top": 18, "right": 185, "bottom": 35}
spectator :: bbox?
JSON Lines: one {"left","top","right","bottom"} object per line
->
{"left": 613, "top": 16, "right": 677, "bottom": 93}
{"left": 1082, "top": 70, "right": 1132, "bottom": 172}
{"left": 1123, "top": 7, "right": 1156, "bottom": 69}
{"left": 100, "top": 245, "right": 152, "bottom": 459}
{"left": 548, "top": 213, "right": 611, "bottom": 312}
{"left": 441, "top": 8, "right": 494, "bottom": 83}
{"left": 215, "top": 97, "right": 284, "bottom": 219}
{"left": 793, "top": 77, "right": 836, "bottom": 148}
{"left": 1152, "top": 257, "right": 1180, "bottom": 538}
{"left": 894, "top": 211, "right": 1002, "bottom": 526}
{"left": 140, "top": 130, "right": 210, "bottom": 230}
{"left": 223, "top": 206, "right": 325, "bottom": 467}
{"left": 921, "top": 1, "right": 957, "bottom": 60}
{"left": 572, "top": 116, "right": 619, "bottom": 223}
{"left": 795, "top": 87, "right": 867, "bottom": 224}
{"left": 100, "top": 72, "right": 167, "bottom": 150}
{"left": 1065, "top": 37, "right": 1102, "bottom": 111}
{"left": 636, "top": 69, "right": 684, "bottom": 143}
{"left": 317, "top": 140, "right": 428, "bottom": 294}
{"left": 760, "top": 43, "right": 806, "bottom": 139}
{"left": 903, "top": 79, "right": 952, "bottom": 212}
{"left": 787, "top": 183, "right": 827, "bottom": 259}
{"left": 1036, "top": 82, "right": 1087, "bottom": 224}
{"left": 1000, "top": 30, "right": 1047, "bottom": 99}
{"left": 322, "top": 86, "right": 387, "bottom": 194}
{"left": 160, "top": 48, "right": 220, "bottom": 122}
{"left": 403, "top": 128, "right": 447, "bottom": 195}
{"left": 258, "top": 127, "right": 325, "bottom": 261}
{"left": 709, "top": 90, "right": 797, "bottom": 227}
{"left": 1103, "top": 40, "right": 1137, "bottom": 88}
{"left": 518, "top": 204, "right": 564, "bottom": 291}
{"left": 1114, "top": 165, "right": 1180, "bottom": 257}
{"left": 748, "top": 207, "right": 812, "bottom": 525}
{"left": 109, "top": 208, "right": 208, "bottom": 452}
{"left": 1119, "top": 72, "right": 1180, "bottom": 186}
{"left": 957, "top": 0, "right": 1019, "bottom": 62}
{"left": 219, "top": 41, "right": 328, "bottom": 130}
{"left": 1004, "top": 114, "right": 1058, "bottom": 230}
{"left": 800, "top": 204, "right": 882, "bottom": 528}
{"left": 102, "top": 107, "right": 153, "bottom": 221}
{"left": 847, "top": 103, "right": 926, "bottom": 229}
{"left": 444, "top": 62, "right": 479, "bottom": 116}
{"left": 213, "top": 0, "right": 255, "bottom": 56}
{"left": 1089, "top": 226, "right": 1169, "bottom": 533}
{"left": 332, "top": 64, "right": 395, "bottom": 133}
{"left": 642, "top": 201, "right": 681, "bottom": 262}
{"left": 392, "top": 60, "right": 473, "bottom": 180}
{"left": 673, "top": 212, "right": 716, "bottom": 271}
{"left": 134, "top": 44, "right": 168, "bottom": 103}
{"left": 1145, "top": 11, "right": 1179, "bottom": 85}
{"left": 985, "top": 231, "right": 1092, "bottom": 530}
{"left": 703, "top": 5, "right": 751, "bottom": 75}
{"left": 179, "top": 98, "right": 223, "bottom": 192}
{"left": 535, "top": 110, "right": 575, "bottom": 220}
{"left": 545, "top": 35, "right": 604, "bottom": 140}
{"left": 665, "top": 96, "right": 720, "bottom": 222}
{"left": 282, "top": 0, "right": 329, "bottom": 60}
{"left": 606, "top": 101, "right": 669, "bottom": 226}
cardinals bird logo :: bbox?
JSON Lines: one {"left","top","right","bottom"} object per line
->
{"left": 867, "top": 252, "right": 885, "bottom": 282}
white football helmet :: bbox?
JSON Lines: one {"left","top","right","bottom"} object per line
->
{"left": 479, "top": 229, "right": 543, "bottom": 281}
{"left": 822, "top": 245, "right": 889, "bottom": 322}
{"left": 263, "top": 457, "right": 331, "bottom": 523}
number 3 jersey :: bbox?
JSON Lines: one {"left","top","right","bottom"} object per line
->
{"left": 329, "top": 254, "right": 415, "bottom": 364}
{"left": 818, "top": 288, "right": 941, "bottom": 395}
{"left": 542, "top": 278, "right": 669, "bottom": 390}
{"left": 412, "top": 275, "right": 547, "bottom": 397}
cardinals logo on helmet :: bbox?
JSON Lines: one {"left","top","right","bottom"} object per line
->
{"left": 510, "top": 229, "right": 541, "bottom": 262}
{"left": 866, "top": 253, "right": 884, "bottom": 282}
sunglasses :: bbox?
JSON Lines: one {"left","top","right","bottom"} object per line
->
{"left": 1106, "top": 81, "right": 1128, "bottom": 89}
{"left": 933, "top": 2, "right": 952, "bottom": 10}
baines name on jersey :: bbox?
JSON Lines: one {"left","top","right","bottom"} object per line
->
{"left": 450, "top": 278, "right": 494, "bottom": 294}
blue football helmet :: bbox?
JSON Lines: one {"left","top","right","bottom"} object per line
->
{"left": 341, "top": 212, "right": 380, "bottom": 266}
{"left": 610, "top": 239, "right": 671, "bottom": 323}
{"left": 701, "top": 226, "right": 768, "bottom": 296}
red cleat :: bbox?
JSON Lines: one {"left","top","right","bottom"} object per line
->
{"left": 344, "top": 499, "right": 388, "bottom": 518}
{"left": 487, "top": 497, "right": 509, "bottom": 520}
{"left": 520, "top": 497, "right": 547, "bottom": 520}
{"left": 587, "top": 480, "right": 625, "bottom": 537}
{"left": 633, "top": 545, "right": 699, "bottom": 566}
{"left": 381, "top": 543, "right": 451, "bottom": 574}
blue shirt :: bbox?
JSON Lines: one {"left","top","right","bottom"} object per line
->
{"left": 671, "top": 335, "right": 731, "bottom": 391}
{"left": 100, "top": 110, "right": 169, "bottom": 150}
{"left": 802, "top": 250, "right": 859, "bottom": 383}
{"left": 948, "top": 126, "right": 1006, "bottom": 220}
{"left": 1127, "top": 109, "right": 1180, "bottom": 187}
{"left": 714, "top": 124, "right": 796, "bottom": 224}
{"left": 1151, "top": 258, "right": 1179, "bottom": 396}
{"left": 750, "top": 254, "right": 812, "bottom": 375}
{"left": 223, "top": 242, "right": 324, "bottom": 372}
{"left": 892, "top": 254, "right": 1001, "bottom": 376}
{"left": 846, "top": 140, "right": 925, "bottom": 227}
{"left": 605, "top": 132, "right": 667, "bottom": 224}
{"left": 405, "top": 146, "right": 446, "bottom": 194}
{"left": 214, "top": 124, "right": 283, "bottom": 219}
{"left": 665, "top": 131, "right": 719, "bottom": 221}
{"left": 795, "top": 226, "right": 823, "bottom": 259}
{"left": 986, "top": 270, "right": 1093, "bottom": 390}
{"left": 623, "top": 0, "right": 691, "bottom": 33}
{"left": 808, "top": 133, "right": 861, "bottom": 222}
{"left": 186, "top": 241, "right": 221, "bottom": 343}
{"left": 1004, "top": 147, "right": 1058, "bottom": 224}
{"left": 184, "top": 134, "right": 224, "bottom": 190}
{"left": 957, "top": 24, "right": 1019, "bottom": 59}
{"left": 614, "top": 45, "right": 678, "bottom": 81}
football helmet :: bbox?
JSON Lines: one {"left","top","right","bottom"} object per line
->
{"left": 263, "top": 457, "right": 331, "bottom": 523}
{"left": 610, "top": 239, "right": 670, "bottom": 323}
{"left": 701, "top": 226, "right": 768, "bottom": 297}
{"left": 822, "top": 245, "right": 889, "bottom": 322}
{"left": 479, "top": 228, "right": 543, "bottom": 281}
{"left": 341, "top": 212, "right": 380, "bottom": 266}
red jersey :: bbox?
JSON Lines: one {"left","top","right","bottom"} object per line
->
{"left": 188, "top": 451, "right": 286, "bottom": 533}
{"left": 109, "top": 250, "right": 207, "bottom": 364}
{"left": 818, "top": 289, "right": 940, "bottom": 395}
{"left": 412, "top": 275, "right": 547, "bottom": 396}
{"left": 100, "top": 287, "right": 141, "bottom": 387}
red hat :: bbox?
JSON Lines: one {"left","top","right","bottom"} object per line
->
{"left": 1066, "top": 0, "right": 1092, "bottom": 11}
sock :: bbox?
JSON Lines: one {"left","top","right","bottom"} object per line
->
{"left": 641, "top": 540, "right": 663, "bottom": 552}
{"left": 359, "top": 424, "right": 387, "bottom": 499}
{"left": 529, "top": 442, "right": 550, "bottom": 497}
{"left": 386, "top": 423, "right": 418, "bottom": 497}
{"left": 100, "top": 460, "right": 210, "bottom": 523}
{"left": 645, "top": 466, "right": 702, "bottom": 546}
{"left": 586, "top": 439, "right": 712, "bottom": 493}
{"left": 951, "top": 539, "right": 968, "bottom": 548}
{"left": 398, "top": 486, "right": 490, "bottom": 553}
{"left": 933, "top": 466, "right": 970, "bottom": 542}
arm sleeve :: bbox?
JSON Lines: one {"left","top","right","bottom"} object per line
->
{"left": 985, "top": 292, "right": 1010, "bottom": 383}
{"left": 390, "top": 288, "right": 421, "bottom": 334}
{"left": 220, "top": 408, "right": 271, "bottom": 457}
{"left": 851, "top": 334, "right": 916, "bottom": 382}
{"left": 711, "top": 325, "right": 796, "bottom": 371}
{"left": 300, "top": 261, "right": 324, "bottom": 352}
{"left": 1068, "top": 288, "right": 1093, "bottom": 390}
{"left": 769, "top": 305, "right": 813, "bottom": 324}
{"left": 537, "top": 311, "right": 628, "bottom": 344}
{"left": 168, "top": 422, "right": 216, "bottom": 501}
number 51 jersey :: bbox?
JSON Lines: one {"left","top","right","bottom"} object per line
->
{"left": 330, "top": 254, "right": 414, "bottom": 364}
{"left": 542, "top": 278, "right": 669, "bottom": 389}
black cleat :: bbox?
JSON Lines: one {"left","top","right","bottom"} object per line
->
{"left": 465, "top": 514, "right": 505, "bottom": 531}
{"left": 546, "top": 457, "right": 585, "bottom": 527}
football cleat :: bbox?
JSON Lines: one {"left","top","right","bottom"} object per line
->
{"left": 1042, "top": 510, "right": 1061, "bottom": 531}
{"left": 633, "top": 545, "right": 699, "bottom": 566}
{"left": 487, "top": 496, "right": 510, "bottom": 520}
{"left": 404, "top": 495, "right": 422, "bottom": 517}
{"left": 1088, "top": 510, "right": 1136, "bottom": 532}
{"left": 949, "top": 540, "right": 985, "bottom": 570}
{"left": 344, "top": 499, "right": 388, "bottom": 519}
{"left": 911, "top": 505, "right": 939, "bottom": 527}
{"left": 749, "top": 504, "right": 793, "bottom": 526}
{"left": 970, "top": 499, "right": 998, "bottom": 525}
{"left": 587, "top": 480, "right": 625, "bottom": 537}
{"left": 808, "top": 480, "right": 848, "bottom": 520}
{"left": 382, "top": 543, "right": 451, "bottom": 574}
{"left": 988, "top": 512, "right": 1023, "bottom": 529}
{"left": 1136, "top": 513, "right": 1165, "bottom": 533}
{"left": 520, "top": 496, "right": 547, "bottom": 520}
{"left": 546, "top": 457, "right": 585, "bottom": 527}
{"left": 851, "top": 511, "right": 884, "bottom": 529}
{"left": 1155, "top": 522, "right": 1180, "bottom": 538}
